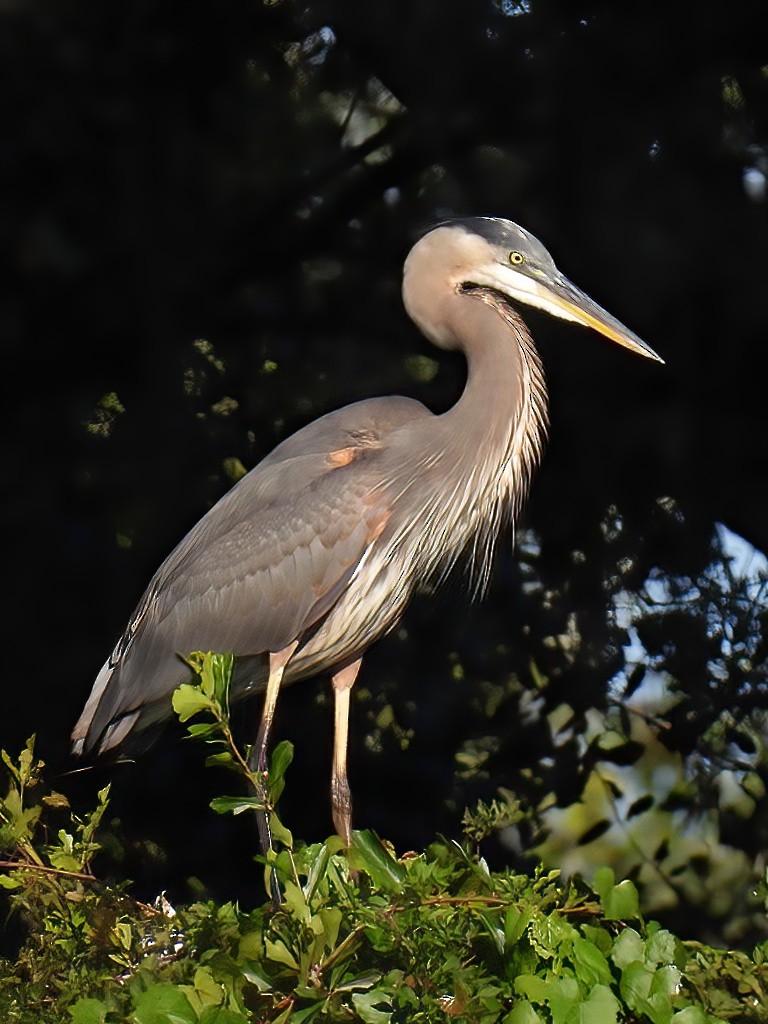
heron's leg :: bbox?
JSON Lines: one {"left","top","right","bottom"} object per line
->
{"left": 249, "top": 641, "right": 298, "bottom": 891}
{"left": 330, "top": 658, "right": 362, "bottom": 848}
{"left": 249, "top": 641, "right": 298, "bottom": 776}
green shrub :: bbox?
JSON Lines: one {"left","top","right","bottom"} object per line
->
{"left": 1, "top": 654, "right": 766, "bottom": 1022}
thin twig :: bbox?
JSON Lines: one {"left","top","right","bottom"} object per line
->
{"left": 0, "top": 859, "right": 98, "bottom": 883}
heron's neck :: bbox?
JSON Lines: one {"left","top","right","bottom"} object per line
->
{"left": 438, "top": 290, "right": 548, "bottom": 586}
{"left": 445, "top": 289, "right": 547, "bottom": 466}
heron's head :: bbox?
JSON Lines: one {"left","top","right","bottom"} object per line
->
{"left": 402, "top": 217, "right": 662, "bottom": 362}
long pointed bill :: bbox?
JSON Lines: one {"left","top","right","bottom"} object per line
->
{"left": 544, "top": 273, "right": 664, "bottom": 363}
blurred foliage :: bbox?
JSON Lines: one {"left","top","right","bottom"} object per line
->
{"left": 407, "top": 500, "right": 768, "bottom": 945}
{"left": 2, "top": 663, "right": 768, "bottom": 1022}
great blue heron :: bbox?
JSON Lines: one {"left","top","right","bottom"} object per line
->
{"left": 72, "top": 217, "right": 662, "bottom": 847}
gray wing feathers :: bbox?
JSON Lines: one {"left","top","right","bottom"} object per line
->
{"left": 74, "top": 396, "right": 431, "bottom": 754}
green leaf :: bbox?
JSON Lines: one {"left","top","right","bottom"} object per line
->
{"left": 18, "top": 737, "right": 36, "bottom": 787}
{"left": 172, "top": 683, "right": 213, "bottom": 722}
{"left": 572, "top": 936, "right": 612, "bottom": 988}
{"left": 619, "top": 960, "right": 674, "bottom": 1022}
{"left": 505, "top": 905, "right": 533, "bottom": 947}
{"left": 594, "top": 869, "right": 640, "bottom": 921}
{"left": 547, "top": 976, "right": 580, "bottom": 1024}
{"left": 210, "top": 652, "right": 234, "bottom": 705}
{"left": 132, "top": 982, "right": 197, "bottom": 1024}
{"left": 646, "top": 929, "right": 677, "bottom": 966}
{"left": 210, "top": 795, "right": 266, "bottom": 816}
{"left": 671, "top": 1008, "right": 708, "bottom": 1024}
{"left": 581, "top": 924, "right": 613, "bottom": 957}
{"left": 650, "top": 964, "right": 682, "bottom": 998}
{"left": 504, "top": 1000, "right": 544, "bottom": 1024}
{"left": 205, "top": 751, "right": 236, "bottom": 770}
{"left": 1, "top": 747, "right": 21, "bottom": 783}
{"left": 592, "top": 867, "right": 615, "bottom": 898}
{"left": 303, "top": 838, "right": 333, "bottom": 901}
{"left": 238, "top": 930, "right": 264, "bottom": 962}
{"left": 317, "top": 905, "right": 342, "bottom": 952}
{"left": 579, "top": 984, "right": 620, "bottom": 1024}
{"left": 619, "top": 959, "right": 654, "bottom": 1001}
{"left": 529, "top": 912, "right": 577, "bottom": 958}
{"left": 267, "top": 740, "right": 294, "bottom": 804}
{"left": 264, "top": 937, "right": 299, "bottom": 970}
{"left": 239, "top": 963, "right": 272, "bottom": 993}
{"left": 604, "top": 879, "right": 640, "bottom": 920}
{"left": 187, "top": 722, "right": 218, "bottom": 739}
{"left": 611, "top": 928, "right": 645, "bottom": 969}
{"left": 68, "top": 998, "right": 108, "bottom": 1024}
{"left": 179, "top": 966, "right": 225, "bottom": 1014}
{"left": 198, "top": 653, "right": 217, "bottom": 699}
{"left": 351, "top": 989, "right": 393, "bottom": 1023}
{"left": 187, "top": 651, "right": 234, "bottom": 708}
{"left": 290, "top": 1005, "right": 322, "bottom": 1024}
{"left": 198, "top": 1009, "right": 251, "bottom": 1024}
{"left": 514, "top": 975, "right": 550, "bottom": 1004}
{"left": 349, "top": 830, "right": 405, "bottom": 893}
{"left": 283, "top": 880, "right": 311, "bottom": 925}
{"left": 269, "top": 810, "right": 293, "bottom": 848}
{"left": 333, "top": 971, "right": 382, "bottom": 994}
{"left": 79, "top": 784, "right": 111, "bottom": 849}
{"left": 0, "top": 873, "right": 22, "bottom": 889}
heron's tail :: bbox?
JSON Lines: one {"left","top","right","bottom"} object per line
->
{"left": 71, "top": 657, "right": 166, "bottom": 756}
{"left": 71, "top": 657, "right": 115, "bottom": 755}
{"left": 72, "top": 650, "right": 269, "bottom": 758}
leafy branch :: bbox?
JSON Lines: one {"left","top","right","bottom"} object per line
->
{"left": 2, "top": 655, "right": 767, "bottom": 1021}
{"left": 172, "top": 651, "right": 298, "bottom": 891}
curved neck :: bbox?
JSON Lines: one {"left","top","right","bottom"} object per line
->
{"left": 412, "top": 288, "right": 548, "bottom": 593}
{"left": 390, "top": 287, "right": 548, "bottom": 595}
{"left": 440, "top": 289, "right": 547, "bottom": 481}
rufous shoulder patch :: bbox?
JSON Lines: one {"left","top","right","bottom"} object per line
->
{"left": 328, "top": 446, "right": 359, "bottom": 467}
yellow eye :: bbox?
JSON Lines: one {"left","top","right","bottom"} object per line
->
{"left": 508, "top": 250, "right": 525, "bottom": 266}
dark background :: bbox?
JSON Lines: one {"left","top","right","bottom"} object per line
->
{"left": 1, "top": 1, "right": 766, "bottom": 913}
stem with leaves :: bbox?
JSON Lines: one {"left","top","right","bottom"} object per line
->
{"left": 172, "top": 652, "right": 298, "bottom": 897}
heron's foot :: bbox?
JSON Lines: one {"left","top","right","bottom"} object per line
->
{"left": 331, "top": 773, "right": 353, "bottom": 850}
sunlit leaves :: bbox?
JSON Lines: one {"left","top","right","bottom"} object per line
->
{"left": 482, "top": 505, "right": 768, "bottom": 939}
{"left": 348, "top": 830, "right": 406, "bottom": 893}
{"left": 2, "top": 736, "right": 767, "bottom": 1022}
{"left": 68, "top": 998, "right": 109, "bottom": 1024}
{"left": 209, "top": 795, "right": 267, "bottom": 816}
{"left": 132, "top": 983, "right": 198, "bottom": 1024}
{"left": 592, "top": 868, "right": 641, "bottom": 921}
{"left": 82, "top": 391, "right": 125, "bottom": 439}
{"left": 172, "top": 683, "right": 212, "bottom": 723}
